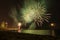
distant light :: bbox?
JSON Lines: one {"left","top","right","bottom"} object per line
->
{"left": 50, "top": 23, "right": 55, "bottom": 27}
{"left": 51, "top": 23, "right": 54, "bottom": 26}
{"left": 18, "top": 22, "right": 22, "bottom": 27}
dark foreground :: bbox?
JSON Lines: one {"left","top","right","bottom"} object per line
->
{"left": 0, "top": 31, "right": 59, "bottom": 40}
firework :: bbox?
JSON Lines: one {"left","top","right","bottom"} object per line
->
{"left": 21, "top": 0, "right": 50, "bottom": 26}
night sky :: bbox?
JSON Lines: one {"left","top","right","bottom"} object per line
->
{"left": 0, "top": 0, "right": 18, "bottom": 27}
{"left": 0, "top": 0, "right": 60, "bottom": 29}
{"left": 49, "top": 0, "right": 60, "bottom": 29}
{"left": 0, "top": 0, "right": 10, "bottom": 26}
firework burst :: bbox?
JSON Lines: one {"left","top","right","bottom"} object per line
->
{"left": 21, "top": 0, "right": 50, "bottom": 26}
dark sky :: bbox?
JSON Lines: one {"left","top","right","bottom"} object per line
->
{"left": 0, "top": 0, "right": 60, "bottom": 28}
{"left": 0, "top": 0, "right": 17, "bottom": 26}
{"left": 0, "top": 0, "right": 24, "bottom": 27}
{"left": 49, "top": 0, "right": 60, "bottom": 29}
